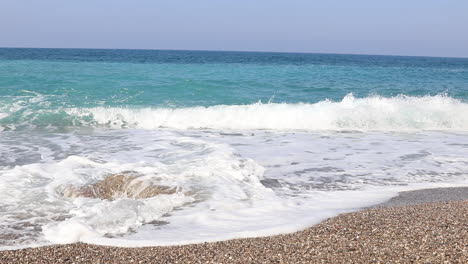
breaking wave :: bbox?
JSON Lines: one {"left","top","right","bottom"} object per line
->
{"left": 66, "top": 94, "right": 468, "bottom": 131}
{"left": 2, "top": 94, "right": 468, "bottom": 131}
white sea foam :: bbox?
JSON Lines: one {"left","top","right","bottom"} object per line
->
{"left": 67, "top": 94, "right": 468, "bottom": 131}
{"left": 1, "top": 129, "right": 467, "bottom": 249}
{"left": 0, "top": 132, "right": 271, "bottom": 247}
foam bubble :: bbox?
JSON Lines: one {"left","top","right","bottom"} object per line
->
{"left": 43, "top": 192, "right": 193, "bottom": 243}
{"left": 43, "top": 220, "right": 99, "bottom": 244}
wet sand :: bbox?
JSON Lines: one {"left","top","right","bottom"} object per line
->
{"left": 1, "top": 187, "right": 467, "bottom": 263}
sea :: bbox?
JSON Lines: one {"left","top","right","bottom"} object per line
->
{"left": 0, "top": 48, "right": 467, "bottom": 249}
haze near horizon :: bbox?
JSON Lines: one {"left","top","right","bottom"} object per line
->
{"left": 1, "top": 0, "right": 467, "bottom": 58}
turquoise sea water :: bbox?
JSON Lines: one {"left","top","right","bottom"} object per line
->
{"left": 1, "top": 48, "right": 468, "bottom": 130}
{"left": 1, "top": 48, "right": 468, "bottom": 248}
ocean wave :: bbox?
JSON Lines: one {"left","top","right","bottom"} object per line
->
{"left": 2, "top": 94, "right": 468, "bottom": 131}
{"left": 67, "top": 94, "right": 468, "bottom": 131}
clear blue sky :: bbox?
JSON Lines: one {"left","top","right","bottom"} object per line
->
{"left": 1, "top": 0, "right": 467, "bottom": 57}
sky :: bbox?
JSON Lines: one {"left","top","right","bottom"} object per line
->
{"left": 1, "top": 0, "right": 467, "bottom": 58}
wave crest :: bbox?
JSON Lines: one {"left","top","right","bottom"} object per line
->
{"left": 65, "top": 94, "right": 468, "bottom": 131}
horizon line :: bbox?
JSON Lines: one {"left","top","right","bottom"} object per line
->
{"left": 1, "top": 46, "right": 467, "bottom": 60}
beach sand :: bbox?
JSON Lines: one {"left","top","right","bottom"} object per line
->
{"left": 1, "top": 187, "right": 467, "bottom": 263}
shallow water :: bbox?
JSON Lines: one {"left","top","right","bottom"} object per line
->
{"left": 0, "top": 49, "right": 467, "bottom": 249}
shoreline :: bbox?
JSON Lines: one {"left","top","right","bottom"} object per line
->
{"left": 374, "top": 186, "right": 468, "bottom": 208}
{"left": 1, "top": 186, "right": 467, "bottom": 263}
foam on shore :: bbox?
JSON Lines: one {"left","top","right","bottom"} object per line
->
{"left": 1, "top": 188, "right": 466, "bottom": 263}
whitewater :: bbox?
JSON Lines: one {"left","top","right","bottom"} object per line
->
{"left": 2, "top": 94, "right": 468, "bottom": 131}
{"left": 0, "top": 48, "right": 467, "bottom": 249}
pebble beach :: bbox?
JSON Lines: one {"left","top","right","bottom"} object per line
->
{"left": 1, "top": 187, "right": 466, "bottom": 264}
{"left": 2, "top": 49, "right": 468, "bottom": 263}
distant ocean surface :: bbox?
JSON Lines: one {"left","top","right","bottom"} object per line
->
{"left": 1, "top": 48, "right": 468, "bottom": 249}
